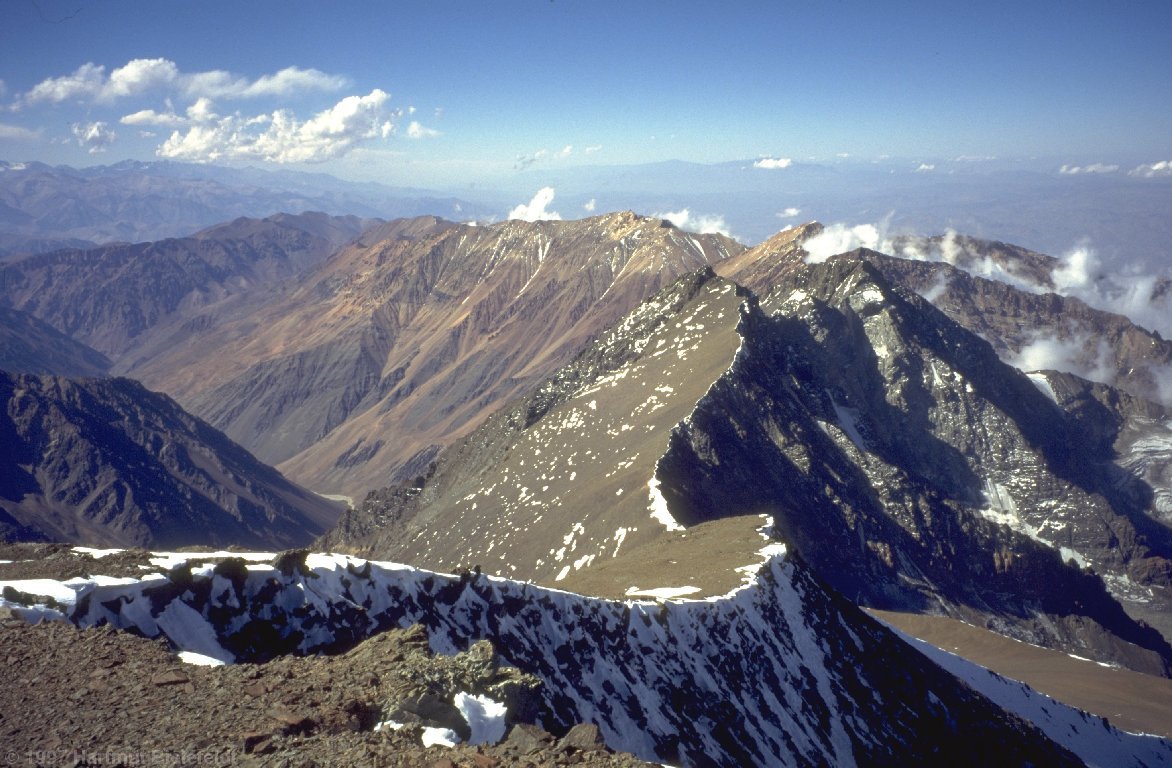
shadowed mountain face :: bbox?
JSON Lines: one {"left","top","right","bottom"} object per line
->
{"left": 0, "top": 305, "right": 111, "bottom": 377}
{"left": 0, "top": 372, "right": 340, "bottom": 548}
{"left": 328, "top": 260, "right": 1172, "bottom": 676}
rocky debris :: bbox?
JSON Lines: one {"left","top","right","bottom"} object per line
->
{"left": 0, "top": 613, "right": 653, "bottom": 767}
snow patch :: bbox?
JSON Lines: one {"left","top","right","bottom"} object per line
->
{"left": 647, "top": 476, "right": 684, "bottom": 531}
{"left": 455, "top": 692, "right": 508, "bottom": 744}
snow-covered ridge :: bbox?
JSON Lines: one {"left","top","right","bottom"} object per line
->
{"left": 2, "top": 546, "right": 1166, "bottom": 767}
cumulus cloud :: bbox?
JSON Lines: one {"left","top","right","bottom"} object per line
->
{"left": 915, "top": 163, "right": 935, "bottom": 172}
{"left": 584, "top": 144, "right": 602, "bottom": 154}
{"left": 157, "top": 89, "right": 395, "bottom": 164}
{"left": 19, "top": 59, "right": 346, "bottom": 106}
{"left": 1130, "top": 160, "right": 1172, "bottom": 178}
{"left": 1059, "top": 163, "right": 1119, "bottom": 175}
{"left": 583, "top": 198, "right": 596, "bottom": 212}
{"left": 405, "top": 120, "right": 440, "bottom": 139}
{"left": 754, "top": 157, "right": 792, "bottom": 169}
{"left": 71, "top": 120, "right": 116, "bottom": 153}
{"left": 655, "top": 208, "right": 733, "bottom": 238}
{"left": 802, "top": 222, "right": 890, "bottom": 263}
{"left": 777, "top": 207, "right": 801, "bottom": 219}
{"left": 508, "top": 187, "right": 561, "bottom": 222}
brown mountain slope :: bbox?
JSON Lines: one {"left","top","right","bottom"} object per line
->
{"left": 135, "top": 213, "right": 743, "bottom": 498}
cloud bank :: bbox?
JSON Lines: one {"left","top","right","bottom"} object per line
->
{"left": 753, "top": 157, "right": 792, "bottom": 169}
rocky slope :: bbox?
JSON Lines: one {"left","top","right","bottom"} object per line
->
{"left": 0, "top": 372, "right": 340, "bottom": 548}
{"left": 133, "top": 212, "right": 743, "bottom": 497}
{"left": 0, "top": 546, "right": 1113, "bottom": 768}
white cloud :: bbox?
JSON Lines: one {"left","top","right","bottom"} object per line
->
{"left": 225, "top": 67, "right": 346, "bottom": 99}
{"left": 1059, "top": 163, "right": 1119, "bottom": 175}
{"left": 915, "top": 163, "right": 935, "bottom": 172}
{"left": 583, "top": 198, "right": 596, "bottom": 212}
{"left": 1129, "top": 160, "right": 1172, "bottom": 178}
{"left": 406, "top": 120, "right": 440, "bottom": 139}
{"left": 777, "top": 207, "right": 801, "bottom": 219}
{"left": 584, "top": 144, "right": 602, "bottom": 154}
{"left": 105, "top": 58, "right": 180, "bottom": 100}
{"left": 0, "top": 123, "right": 39, "bottom": 141}
{"left": 20, "top": 59, "right": 346, "bottom": 107}
{"left": 120, "top": 108, "right": 186, "bottom": 127}
{"left": 1007, "top": 332, "right": 1114, "bottom": 384}
{"left": 1051, "top": 244, "right": 1098, "bottom": 293}
{"left": 157, "top": 89, "right": 395, "bottom": 164}
{"left": 802, "top": 222, "right": 889, "bottom": 263}
{"left": 508, "top": 187, "right": 561, "bottom": 221}
{"left": 655, "top": 208, "right": 733, "bottom": 238}
{"left": 753, "top": 157, "right": 792, "bottom": 169}
{"left": 71, "top": 121, "right": 116, "bottom": 153}
{"left": 23, "top": 62, "right": 105, "bottom": 105}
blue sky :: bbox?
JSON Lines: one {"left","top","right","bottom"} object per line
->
{"left": 1, "top": 0, "right": 1170, "bottom": 188}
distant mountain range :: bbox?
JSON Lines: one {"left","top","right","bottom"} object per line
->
{"left": 0, "top": 159, "right": 495, "bottom": 256}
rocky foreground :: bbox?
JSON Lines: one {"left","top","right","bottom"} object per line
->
{"left": 0, "top": 611, "right": 654, "bottom": 767}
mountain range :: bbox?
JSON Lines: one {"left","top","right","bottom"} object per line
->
{"left": 3, "top": 200, "right": 1172, "bottom": 764}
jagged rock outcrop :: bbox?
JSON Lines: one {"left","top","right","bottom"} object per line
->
{"left": 0, "top": 372, "right": 340, "bottom": 548}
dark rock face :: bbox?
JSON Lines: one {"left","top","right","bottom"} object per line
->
{"left": 657, "top": 256, "right": 1172, "bottom": 673}
{"left": 0, "top": 372, "right": 339, "bottom": 548}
